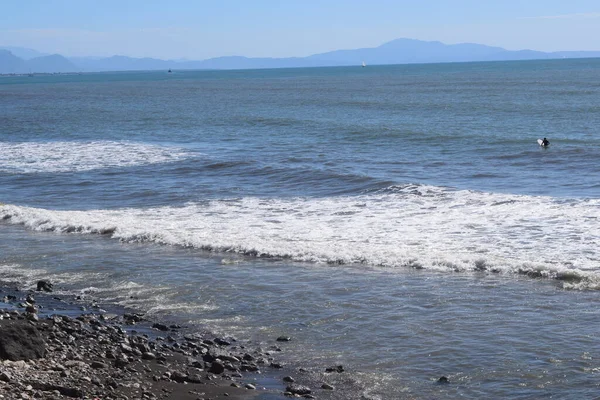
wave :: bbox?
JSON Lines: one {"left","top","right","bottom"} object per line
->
{"left": 1, "top": 186, "right": 599, "bottom": 288}
{"left": 0, "top": 140, "right": 193, "bottom": 173}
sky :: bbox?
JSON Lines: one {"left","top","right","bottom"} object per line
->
{"left": 2, "top": 0, "right": 600, "bottom": 60}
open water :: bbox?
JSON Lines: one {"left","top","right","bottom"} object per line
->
{"left": 1, "top": 59, "right": 600, "bottom": 399}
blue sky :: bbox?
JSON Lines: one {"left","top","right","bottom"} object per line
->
{"left": 2, "top": 0, "right": 600, "bottom": 59}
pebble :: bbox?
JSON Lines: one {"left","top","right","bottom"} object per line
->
{"left": 90, "top": 361, "right": 108, "bottom": 369}
{"left": 286, "top": 384, "right": 312, "bottom": 395}
{"left": 142, "top": 352, "right": 156, "bottom": 360}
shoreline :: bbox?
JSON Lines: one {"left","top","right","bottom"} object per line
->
{"left": 0, "top": 281, "right": 347, "bottom": 400}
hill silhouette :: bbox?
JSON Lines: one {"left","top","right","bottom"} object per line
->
{"left": 2, "top": 38, "right": 600, "bottom": 74}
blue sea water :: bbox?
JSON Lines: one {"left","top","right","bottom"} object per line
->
{"left": 1, "top": 59, "right": 600, "bottom": 399}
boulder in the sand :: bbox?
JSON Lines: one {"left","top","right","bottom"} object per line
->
{"left": 0, "top": 320, "right": 45, "bottom": 361}
{"left": 208, "top": 360, "right": 225, "bottom": 374}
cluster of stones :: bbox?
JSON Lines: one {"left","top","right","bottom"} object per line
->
{"left": 0, "top": 296, "right": 281, "bottom": 399}
{"left": 0, "top": 286, "right": 345, "bottom": 399}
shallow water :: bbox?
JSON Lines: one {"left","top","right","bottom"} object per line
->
{"left": 2, "top": 224, "right": 600, "bottom": 399}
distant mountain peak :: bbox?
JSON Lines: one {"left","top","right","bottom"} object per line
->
{"left": 0, "top": 46, "right": 49, "bottom": 60}
{"left": 1, "top": 38, "right": 600, "bottom": 74}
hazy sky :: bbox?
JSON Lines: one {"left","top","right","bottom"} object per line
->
{"left": 2, "top": 0, "right": 600, "bottom": 59}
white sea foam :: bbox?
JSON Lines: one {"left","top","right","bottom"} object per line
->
{"left": 0, "top": 141, "right": 191, "bottom": 173}
{"left": 0, "top": 263, "right": 54, "bottom": 288}
{"left": 1, "top": 187, "right": 599, "bottom": 287}
{"left": 0, "top": 263, "right": 111, "bottom": 293}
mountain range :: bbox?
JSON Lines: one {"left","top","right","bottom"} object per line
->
{"left": 2, "top": 38, "right": 600, "bottom": 74}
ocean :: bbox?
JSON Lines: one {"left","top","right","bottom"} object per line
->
{"left": 1, "top": 58, "right": 600, "bottom": 399}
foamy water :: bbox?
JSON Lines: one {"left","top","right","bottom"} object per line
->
{"left": 0, "top": 141, "right": 192, "bottom": 173}
{"left": 2, "top": 185, "right": 599, "bottom": 288}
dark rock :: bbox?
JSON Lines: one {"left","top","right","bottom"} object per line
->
{"left": 0, "top": 371, "right": 11, "bottom": 383}
{"left": 205, "top": 347, "right": 238, "bottom": 363}
{"left": 286, "top": 384, "right": 311, "bottom": 395}
{"left": 214, "top": 337, "right": 231, "bottom": 346}
{"left": 64, "top": 360, "right": 87, "bottom": 369}
{"left": 0, "top": 320, "right": 45, "bottom": 361}
{"left": 29, "top": 382, "right": 83, "bottom": 398}
{"left": 276, "top": 336, "right": 291, "bottom": 342}
{"left": 152, "top": 323, "right": 169, "bottom": 331}
{"left": 120, "top": 343, "right": 134, "bottom": 353}
{"left": 438, "top": 376, "right": 449, "bottom": 384}
{"left": 170, "top": 370, "right": 188, "bottom": 383}
{"left": 26, "top": 313, "right": 39, "bottom": 322}
{"left": 325, "top": 365, "right": 344, "bottom": 373}
{"left": 104, "top": 378, "right": 118, "bottom": 389}
{"left": 322, "top": 383, "right": 334, "bottom": 390}
{"left": 208, "top": 360, "right": 225, "bottom": 374}
{"left": 136, "top": 343, "right": 151, "bottom": 353}
{"left": 90, "top": 361, "right": 108, "bottom": 369}
{"left": 114, "top": 356, "right": 130, "bottom": 368}
{"left": 36, "top": 280, "right": 53, "bottom": 292}
{"left": 189, "top": 359, "right": 204, "bottom": 368}
{"left": 240, "top": 363, "right": 259, "bottom": 372}
{"left": 183, "top": 333, "right": 203, "bottom": 342}
{"left": 123, "top": 313, "right": 144, "bottom": 323}
{"left": 142, "top": 352, "right": 156, "bottom": 360}
{"left": 283, "top": 376, "right": 295, "bottom": 383}
{"left": 186, "top": 374, "right": 204, "bottom": 384}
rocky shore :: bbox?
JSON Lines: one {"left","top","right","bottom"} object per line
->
{"left": 0, "top": 281, "right": 353, "bottom": 400}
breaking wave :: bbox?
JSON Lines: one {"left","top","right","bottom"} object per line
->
{"left": 1, "top": 185, "right": 599, "bottom": 288}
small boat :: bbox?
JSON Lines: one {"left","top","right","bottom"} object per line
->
{"left": 168, "top": 69, "right": 172, "bottom": 73}
{"left": 361, "top": 61, "right": 366, "bottom": 68}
